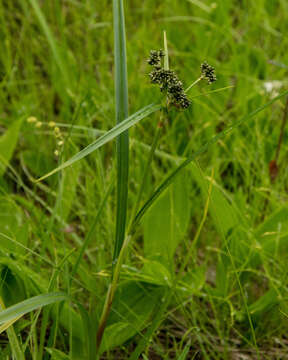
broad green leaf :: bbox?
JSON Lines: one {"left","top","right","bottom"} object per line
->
{"left": 180, "top": 264, "right": 207, "bottom": 294}
{"left": 139, "top": 260, "right": 172, "bottom": 286}
{"left": 128, "top": 287, "right": 170, "bottom": 360}
{"left": 143, "top": 172, "right": 190, "bottom": 266}
{"left": 249, "top": 206, "right": 288, "bottom": 266}
{"left": 0, "top": 197, "right": 29, "bottom": 255}
{"left": 0, "top": 262, "right": 27, "bottom": 307}
{"left": 37, "top": 103, "right": 161, "bottom": 182}
{"left": 187, "top": 163, "right": 251, "bottom": 296}
{"left": 0, "top": 118, "right": 23, "bottom": 177}
{"left": 0, "top": 292, "right": 68, "bottom": 324}
{"left": 100, "top": 281, "right": 164, "bottom": 353}
{"left": 189, "top": 162, "right": 244, "bottom": 236}
{"left": 248, "top": 288, "right": 279, "bottom": 316}
{"left": 61, "top": 161, "right": 81, "bottom": 221}
{"left": 45, "top": 348, "right": 70, "bottom": 360}
{"left": 237, "top": 288, "right": 279, "bottom": 322}
{"left": 255, "top": 206, "right": 288, "bottom": 238}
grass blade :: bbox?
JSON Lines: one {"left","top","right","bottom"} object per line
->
{"left": 36, "top": 103, "right": 161, "bottom": 182}
{"left": 128, "top": 290, "right": 171, "bottom": 360}
{"left": 0, "top": 296, "right": 25, "bottom": 360}
{"left": 0, "top": 117, "right": 23, "bottom": 177}
{"left": 27, "top": 0, "right": 69, "bottom": 86}
{"left": 113, "top": 0, "right": 129, "bottom": 260}
{"left": 177, "top": 341, "right": 191, "bottom": 360}
{"left": 0, "top": 293, "right": 68, "bottom": 324}
{"left": 163, "top": 30, "right": 169, "bottom": 70}
{"left": 133, "top": 90, "right": 288, "bottom": 228}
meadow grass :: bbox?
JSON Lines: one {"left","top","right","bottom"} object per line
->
{"left": 0, "top": 0, "right": 288, "bottom": 359}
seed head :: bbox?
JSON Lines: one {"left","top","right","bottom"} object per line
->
{"left": 201, "top": 61, "right": 217, "bottom": 84}
{"left": 147, "top": 49, "right": 165, "bottom": 68}
{"left": 148, "top": 50, "right": 190, "bottom": 110}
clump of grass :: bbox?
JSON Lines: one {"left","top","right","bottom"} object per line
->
{"left": 2, "top": 1, "right": 288, "bottom": 359}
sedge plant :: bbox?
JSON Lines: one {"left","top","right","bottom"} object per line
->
{"left": 95, "top": 21, "right": 217, "bottom": 356}
{"left": 4, "top": 1, "right": 288, "bottom": 358}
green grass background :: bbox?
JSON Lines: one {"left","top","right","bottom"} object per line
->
{"left": 0, "top": 0, "right": 288, "bottom": 359}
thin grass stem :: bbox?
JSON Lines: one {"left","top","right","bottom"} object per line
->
{"left": 128, "top": 114, "right": 164, "bottom": 234}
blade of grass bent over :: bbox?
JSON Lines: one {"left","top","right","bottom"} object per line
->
{"left": 113, "top": 0, "right": 129, "bottom": 261}
{"left": 36, "top": 103, "right": 161, "bottom": 182}
{"left": 0, "top": 296, "right": 24, "bottom": 360}
{"left": 0, "top": 292, "right": 68, "bottom": 324}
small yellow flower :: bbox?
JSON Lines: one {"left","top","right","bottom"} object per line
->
{"left": 54, "top": 150, "right": 59, "bottom": 156}
{"left": 35, "top": 121, "right": 42, "bottom": 128}
{"left": 48, "top": 121, "right": 56, "bottom": 127}
{"left": 54, "top": 127, "right": 62, "bottom": 138}
{"left": 27, "top": 116, "right": 37, "bottom": 123}
{"left": 58, "top": 140, "right": 64, "bottom": 146}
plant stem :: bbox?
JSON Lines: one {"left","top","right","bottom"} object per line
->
{"left": 95, "top": 0, "right": 129, "bottom": 355}
{"left": 95, "top": 235, "right": 131, "bottom": 357}
{"left": 185, "top": 76, "right": 203, "bottom": 93}
{"left": 128, "top": 111, "right": 165, "bottom": 234}
{"left": 178, "top": 167, "right": 214, "bottom": 276}
{"left": 113, "top": 0, "right": 129, "bottom": 262}
{"left": 275, "top": 96, "right": 288, "bottom": 162}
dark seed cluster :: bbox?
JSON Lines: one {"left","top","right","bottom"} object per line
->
{"left": 147, "top": 49, "right": 164, "bottom": 68}
{"left": 201, "top": 61, "right": 217, "bottom": 84}
{"left": 147, "top": 50, "right": 191, "bottom": 109}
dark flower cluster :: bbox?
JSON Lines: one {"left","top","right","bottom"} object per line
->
{"left": 147, "top": 49, "right": 164, "bottom": 68}
{"left": 147, "top": 50, "right": 191, "bottom": 109}
{"left": 201, "top": 61, "right": 217, "bottom": 84}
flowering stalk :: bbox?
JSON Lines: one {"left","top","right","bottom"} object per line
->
{"left": 148, "top": 49, "right": 191, "bottom": 109}
{"left": 128, "top": 108, "right": 166, "bottom": 234}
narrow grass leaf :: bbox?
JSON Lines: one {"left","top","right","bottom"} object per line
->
{"left": 113, "top": 0, "right": 129, "bottom": 260}
{"left": 177, "top": 341, "right": 191, "bottom": 360}
{"left": 36, "top": 104, "right": 161, "bottom": 182}
{"left": 0, "top": 292, "right": 68, "bottom": 324}
{"left": 0, "top": 316, "right": 22, "bottom": 334}
{"left": 133, "top": 90, "right": 288, "bottom": 227}
{"left": 27, "top": 0, "right": 69, "bottom": 86}
{"left": 45, "top": 348, "right": 70, "bottom": 359}
{"left": 0, "top": 296, "right": 25, "bottom": 360}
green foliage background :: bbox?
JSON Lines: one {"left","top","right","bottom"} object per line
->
{"left": 0, "top": 0, "right": 288, "bottom": 359}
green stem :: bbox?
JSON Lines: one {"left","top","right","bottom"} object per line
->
{"left": 178, "top": 167, "right": 214, "bottom": 276}
{"left": 95, "top": 235, "right": 131, "bottom": 357}
{"left": 96, "top": 109, "right": 167, "bottom": 356}
{"left": 128, "top": 111, "right": 164, "bottom": 234}
{"left": 95, "top": 0, "right": 129, "bottom": 353}
{"left": 185, "top": 76, "right": 203, "bottom": 93}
